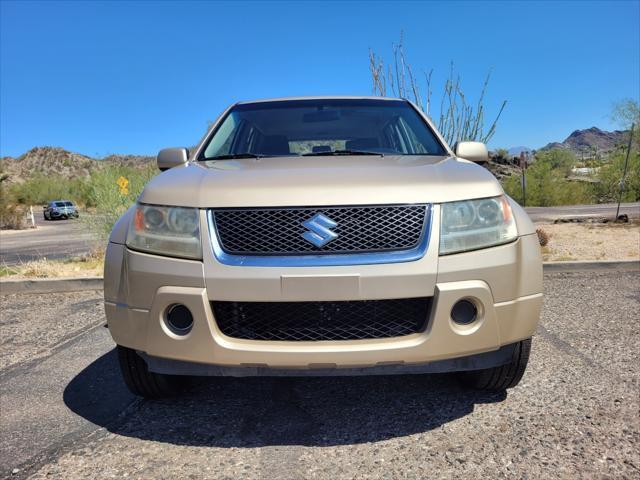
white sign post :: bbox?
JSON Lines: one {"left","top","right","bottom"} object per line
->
{"left": 28, "top": 206, "right": 36, "bottom": 228}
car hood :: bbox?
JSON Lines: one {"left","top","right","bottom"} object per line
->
{"left": 138, "top": 155, "right": 503, "bottom": 208}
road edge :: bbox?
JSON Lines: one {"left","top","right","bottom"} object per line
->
{"left": 0, "top": 277, "right": 104, "bottom": 295}
{"left": 1, "top": 260, "right": 638, "bottom": 295}
{"left": 542, "top": 260, "right": 639, "bottom": 272}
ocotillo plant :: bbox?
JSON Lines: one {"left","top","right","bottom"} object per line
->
{"left": 369, "top": 34, "right": 507, "bottom": 146}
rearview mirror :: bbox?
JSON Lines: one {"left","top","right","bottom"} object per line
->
{"left": 454, "top": 141, "right": 489, "bottom": 163}
{"left": 157, "top": 148, "right": 189, "bottom": 171}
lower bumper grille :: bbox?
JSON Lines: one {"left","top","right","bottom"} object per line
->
{"left": 211, "top": 298, "right": 431, "bottom": 341}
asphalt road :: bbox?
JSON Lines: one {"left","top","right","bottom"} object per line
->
{"left": 1, "top": 268, "right": 638, "bottom": 479}
{"left": 1, "top": 203, "right": 638, "bottom": 266}
{"left": 0, "top": 212, "right": 97, "bottom": 266}
{"left": 524, "top": 202, "right": 640, "bottom": 223}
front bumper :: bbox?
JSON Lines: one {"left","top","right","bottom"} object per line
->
{"left": 50, "top": 210, "right": 78, "bottom": 218}
{"left": 104, "top": 226, "right": 543, "bottom": 375}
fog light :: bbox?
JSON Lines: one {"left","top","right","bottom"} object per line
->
{"left": 166, "top": 304, "right": 193, "bottom": 335}
{"left": 451, "top": 299, "right": 477, "bottom": 325}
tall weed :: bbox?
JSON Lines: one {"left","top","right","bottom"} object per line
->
{"left": 82, "top": 165, "right": 157, "bottom": 240}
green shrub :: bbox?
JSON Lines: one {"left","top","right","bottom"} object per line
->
{"left": 10, "top": 175, "right": 86, "bottom": 206}
{"left": 0, "top": 199, "right": 26, "bottom": 229}
{"left": 502, "top": 160, "right": 595, "bottom": 206}
{"left": 2, "top": 172, "right": 39, "bottom": 228}
{"left": 594, "top": 151, "right": 640, "bottom": 202}
{"left": 534, "top": 149, "right": 577, "bottom": 175}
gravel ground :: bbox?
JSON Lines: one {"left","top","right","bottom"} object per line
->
{"left": 1, "top": 270, "right": 639, "bottom": 479}
{"left": 0, "top": 290, "right": 104, "bottom": 370}
{"left": 537, "top": 222, "right": 640, "bottom": 262}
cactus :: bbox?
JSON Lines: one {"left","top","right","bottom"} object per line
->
{"left": 369, "top": 33, "right": 506, "bottom": 146}
{"left": 536, "top": 228, "right": 550, "bottom": 247}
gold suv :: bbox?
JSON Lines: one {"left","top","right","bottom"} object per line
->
{"left": 104, "top": 97, "right": 542, "bottom": 398}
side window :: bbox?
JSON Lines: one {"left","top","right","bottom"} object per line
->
{"left": 382, "top": 124, "right": 397, "bottom": 152}
{"left": 232, "top": 122, "right": 258, "bottom": 153}
{"left": 383, "top": 121, "right": 409, "bottom": 153}
{"left": 398, "top": 117, "right": 427, "bottom": 154}
{"left": 203, "top": 113, "right": 238, "bottom": 158}
{"left": 246, "top": 125, "right": 257, "bottom": 152}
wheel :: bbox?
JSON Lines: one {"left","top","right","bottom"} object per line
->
{"left": 458, "top": 338, "right": 532, "bottom": 391}
{"left": 117, "top": 345, "right": 186, "bottom": 398}
{"left": 44, "top": 213, "right": 50, "bottom": 221}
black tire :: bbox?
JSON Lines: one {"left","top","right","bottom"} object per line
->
{"left": 458, "top": 338, "right": 532, "bottom": 391}
{"left": 117, "top": 345, "right": 185, "bottom": 398}
{"left": 44, "top": 213, "right": 49, "bottom": 221}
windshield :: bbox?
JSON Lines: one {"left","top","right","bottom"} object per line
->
{"left": 200, "top": 99, "right": 446, "bottom": 159}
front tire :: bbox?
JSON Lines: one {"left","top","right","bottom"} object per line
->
{"left": 458, "top": 338, "right": 532, "bottom": 391}
{"left": 117, "top": 346, "right": 185, "bottom": 398}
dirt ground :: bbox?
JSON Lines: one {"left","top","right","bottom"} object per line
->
{"left": 537, "top": 222, "right": 640, "bottom": 262}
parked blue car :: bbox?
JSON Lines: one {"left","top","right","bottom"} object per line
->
{"left": 43, "top": 200, "right": 79, "bottom": 220}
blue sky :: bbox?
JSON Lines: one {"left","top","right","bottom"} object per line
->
{"left": 1, "top": 0, "right": 638, "bottom": 157}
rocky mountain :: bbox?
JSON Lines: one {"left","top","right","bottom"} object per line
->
{"left": 0, "top": 147, "right": 154, "bottom": 184}
{"left": 541, "top": 127, "right": 629, "bottom": 156}
{"left": 101, "top": 153, "right": 156, "bottom": 169}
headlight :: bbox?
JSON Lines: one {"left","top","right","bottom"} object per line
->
{"left": 440, "top": 195, "right": 517, "bottom": 255}
{"left": 126, "top": 204, "right": 201, "bottom": 259}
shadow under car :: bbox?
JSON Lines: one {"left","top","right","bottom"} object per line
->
{"left": 64, "top": 349, "right": 507, "bottom": 448}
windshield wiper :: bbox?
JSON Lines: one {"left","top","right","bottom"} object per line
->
{"left": 302, "top": 149, "right": 384, "bottom": 157}
{"left": 203, "top": 153, "right": 264, "bottom": 160}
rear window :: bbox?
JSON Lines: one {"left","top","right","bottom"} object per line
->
{"left": 55, "top": 202, "right": 74, "bottom": 207}
{"left": 201, "top": 99, "right": 446, "bottom": 159}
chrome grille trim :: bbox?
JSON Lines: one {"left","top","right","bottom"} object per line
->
{"left": 207, "top": 204, "right": 432, "bottom": 267}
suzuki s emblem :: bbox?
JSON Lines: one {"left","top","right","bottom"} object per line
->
{"left": 301, "top": 213, "right": 338, "bottom": 247}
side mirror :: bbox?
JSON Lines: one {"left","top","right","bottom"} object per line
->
{"left": 454, "top": 141, "right": 489, "bottom": 163}
{"left": 157, "top": 148, "right": 189, "bottom": 171}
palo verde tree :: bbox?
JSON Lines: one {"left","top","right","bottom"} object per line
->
{"left": 595, "top": 98, "right": 640, "bottom": 202}
{"left": 368, "top": 33, "right": 507, "bottom": 146}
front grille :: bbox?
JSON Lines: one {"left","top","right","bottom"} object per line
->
{"left": 211, "top": 298, "right": 431, "bottom": 341}
{"left": 211, "top": 205, "right": 428, "bottom": 255}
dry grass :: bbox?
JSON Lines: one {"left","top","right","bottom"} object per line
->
{"left": 538, "top": 221, "right": 640, "bottom": 262}
{"left": 0, "top": 249, "right": 104, "bottom": 279}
